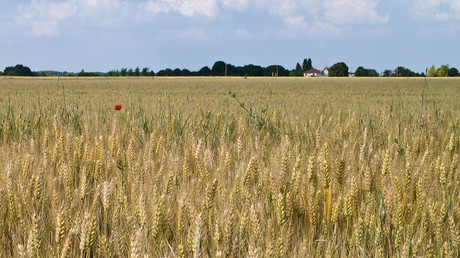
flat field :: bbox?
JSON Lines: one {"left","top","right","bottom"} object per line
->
{"left": 0, "top": 77, "right": 459, "bottom": 257}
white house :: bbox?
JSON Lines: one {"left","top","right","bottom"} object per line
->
{"left": 304, "top": 67, "right": 330, "bottom": 77}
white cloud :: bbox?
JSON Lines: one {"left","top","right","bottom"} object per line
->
{"left": 221, "top": 0, "right": 248, "bottom": 11}
{"left": 323, "top": 0, "right": 389, "bottom": 24}
{"left": 16, "top": 0, "right": 77, "bottom": 36}
{"left": 234, "top": 28, "right": 251, "bottom": 38}
{"left": 142, "top": 0, "right": 218, "bottom": 18}
{"left": 407, "top": 0, "right": 460, "bottom": 21}
{"left": 14, "top": 0, "right": 390, "bottom": 38}
{"left": 158, "top": 26, "right": 210, "bottom": 41}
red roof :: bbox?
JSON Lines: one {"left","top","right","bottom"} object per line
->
{"left": 305, "top": 69, "right": 321, "bottom": 74}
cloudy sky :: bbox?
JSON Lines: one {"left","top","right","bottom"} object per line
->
{"left": 1, "top": 0, "right": 459, "bottom": 73}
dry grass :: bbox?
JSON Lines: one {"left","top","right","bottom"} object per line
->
{"left": 0, "top": 76, "right": 459, "bottom": 257}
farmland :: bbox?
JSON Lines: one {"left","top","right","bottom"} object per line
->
{"left": 0, "top": 77, "right": 459, "bottom": 257}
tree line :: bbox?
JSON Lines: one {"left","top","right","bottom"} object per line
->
{"left": 2, "top": 61, "right": 459, "bottom": 77}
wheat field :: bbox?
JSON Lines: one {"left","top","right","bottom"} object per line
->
{"left": 0, "top": 76, "right": 459, "bottom": 257}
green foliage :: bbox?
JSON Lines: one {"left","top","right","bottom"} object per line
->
{"left": 3, "top": 64, "right": 35, "bottom": 76}
{"left": 292, "top": 62, "right": 303, "bottom": 76}
{"left": 157, "top": 68, "right": 173, "bottom": 76}
{"left": 329, "top": 62, "right": 349, "bottom": 77}
{"left": 211, "top": 61, "right": 226, "bottom": 76}
{"left": 120, "top": 68, "right": 127, "bottom": 76}
{"left": 78, "top": 69, "right": 99, "bottom": 77}
{"left": 437, "top": 65, "right": 449, "bottom": 77}
{"left": 264, "top": 65, "right": 290, "bottom": 76}
{"left": 395, "top": 66, "right": 421, "bottom": 77}
{"left": 128, "top": 68, "right": 134, "bottom": 76}
{"left": 355, "top": 66, "right": 379, "bottom": 77}
{"left": 173, "top": 68, "right": 181, "bottom": 76}
{"left": 141, "top": 67, "right": 150, "bottom": 76}
{"left": 302, "top": 58, "right": 312, "bottom": 71}
{"left": 428, "top": 65, "right": 437, "bottom": 77}
{"left": 448, "top": 67, "right": 459, "bottom": 76}
{"left": 382, "top": 69, "right": 393, "bottom": 77}
{"left": 197, "top": 66, "right": 211, "bottom": 76}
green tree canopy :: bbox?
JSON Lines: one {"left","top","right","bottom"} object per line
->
{"left": 355, "top": 66, "right": 368, "bottom": 76}
{"left": 127, "top": 68, "right": 134, "bottom": 76}
{"left": 354, "top": 67, "right": 379, "bottom": 77}
{"left": 382, "top": 69, "right": 393, "bottom": 77}
{"left": 302, "top": 58, "right": 312, "bottom": 71}
{"left": 291, "top": 62, "right": 303, "bottom": 76}
{"left": 264, "top": 65, "right": 289, "bottom": 76}
{"left": 134, "top": 67, "right": 141, "bottom": 76}
{"left": 211, "top": 61, "right": 226, "bottom": 76}
{"left": 4, "top": 64, "right": 35, "bottom": 76}
{"left": 141, "top": 68, "right": 150, "bottom": 76}
{"left": 78, "top": 69, "right": 99, "bottom": 76}
{"left": 395, "top": 66, "right": 420, "bottom": 77}
{"left": 329, "top": 62, "right": 349, "bottom": 77}
{"left": 448, "top": 67, "right": 459, "bottom": 76}
{"left": 437, "top": 65, "right": 449, "bottom": 77}
{"left": 173, "top": 68, "right": 181, "bottom": 76}
{"left": 120, "top": 68, "right": 127, "bottom": 76}
{"left": 428, "top": 65, "right": 437, "bottom": 77}
{"left": 197, "top": 66, "right": 211, "bottom": 76}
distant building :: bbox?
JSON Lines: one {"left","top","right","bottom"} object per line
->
{"left": 304, "top": 67, "right": 330, "bottom": 77}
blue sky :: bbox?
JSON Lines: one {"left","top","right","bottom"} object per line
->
{"left": 1, "top": 0, "right": 459, "bottom": 73}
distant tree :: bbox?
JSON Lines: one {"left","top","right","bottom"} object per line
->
{"left": 180, "top": 69, "right": 191, "bottom": 76}
{"left": 0, "top": 71, "right": 3, "bottom": 76}
{"left": 120, "top": 68, "right": 127, "bottom": 76}
{"left": 141, "top": 67, "right": 149, "bottom": 76}
{"left": 395, "top": 66, "right": 419, "bottom": 77}
{"left": 157, "top": 69, "right": 174, "bottom": 76}
{"left": 428, "top": 65, "right": 437, "bottom": 77}
{"left": 355, "top": 66, "right": 368, "bottom": 77}
{"left": 211, "top": 61, "right": 226, "bottom": 76}
{"left": 225, "top": 64, "right": 237, "bottom": 76}
{"left": 291, "top": 62, "right": 303, "bottom": 76}
{"left": 4, "top": 64, "right": 35, "bottom": 76}
{"left": 329, "top": 62, "right": 349, "bottom": 77}
{"left": 78, "top": 69, "right": 98, "bottom": 76}
{"left": 107, "top": 70, "right": 120, "bottom": 76}
{"left": 241, "top": 64, "right": 264, "bottom": 76}
{"left": 264, "top": 65, "right": 289, "bottom": 76}
{"left": 437, "top": 65, "right": 449, "bottom": 77}
{"left": 448, "top": 67, "right": 459, "bottom": 76}
{"left": 197, "top": 66, "right": 211, "bottom": 76}
{"left": 302, "top": 58, "right": 313, "bottom": 71}
{"left": 368, "top": 69, "right": 379, "bottom": 76}
{"left": 134, "top": 67, "right": 141, "bottom": 76}
{"left": 382, "top": 69, "right": 393, "bottom": 77}
{"left": 173, "top": 68, "right": 181, "bottom": 76}
{"left": 149, "top": 70, "right": 155, "bottom": 76}
{"left": 165, "top": 68, "right": 173, "bottom": 76}
{"left": 355, "top": 66, "right": 379, "bottom": 77}
{"left": 127, "top": 68, "right": 134, "bottom": 76}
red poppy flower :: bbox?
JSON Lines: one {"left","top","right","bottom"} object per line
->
{"left": 115, "top": 104, "right": 122, "bottom": 111}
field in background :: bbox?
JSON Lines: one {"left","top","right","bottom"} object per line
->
{"left": 0, "top": 77, "right": 459, "bottom": 257}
